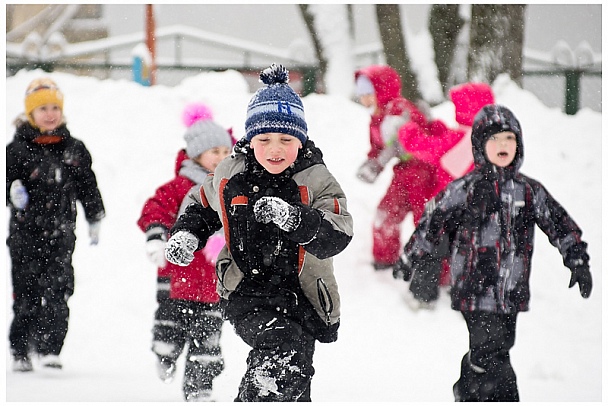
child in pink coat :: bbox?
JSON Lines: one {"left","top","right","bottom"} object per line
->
{"left": 398, "top": 82, "right": 495, "bottom": 197}
{"left": 355, "top": 65, "right": 437, "bottom": 270}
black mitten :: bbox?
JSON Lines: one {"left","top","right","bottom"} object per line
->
{"left": 569, "top": 266, "right": 592, "bottom": 298}
{"left": 393, "top": 254, "right": 413, "bottom": 281}
{"left": 409, "top": 254, "right": 442, "bottom": 303}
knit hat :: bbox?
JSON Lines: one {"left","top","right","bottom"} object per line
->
{"left": 355, "top": 74, "right": 375, "bottom": 97}
{"left": 244, "top": 64, "right": 307, "bottom": 144}
{"left": 449, "top": 82, "right": 495, "bottom": 126}
{"left": 24, "top": 78, "right": 64, "bottom": 126}
{"left": 182, "top": 102, "right": 233, "bottom": 159}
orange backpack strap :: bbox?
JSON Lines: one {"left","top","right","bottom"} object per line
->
{"left": 198, "top": 185, "right": 209, "bottom": 208}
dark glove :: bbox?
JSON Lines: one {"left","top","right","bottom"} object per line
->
{"left": 393, "top": 254, "right": 413, "bottom": 281}
{"left": 253, "top": 196, "right": 301, "bottom": 232}
{"left": 356, "top": 159, "right": 383, "bottom": 183}
{"left": 409, "top": 254, "right": 441, "bottom": 303}
{"left": 569, "top": 266, "right": 592, "bottom": 298}
{"left": 315, "top": 320, "right": 340, "bottom": 344}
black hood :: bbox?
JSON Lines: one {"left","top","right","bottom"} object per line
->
{"left": 471, "top": 104, "right": 523, "bottom": 173}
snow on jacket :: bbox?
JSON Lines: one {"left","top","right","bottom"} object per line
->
{"left": 397, "top": 82, "right": 495, "bottom": 197}
{"left": 403, "top": 105, "right": 589, "bottom": 314}
{"left": 171, "top": 138, "right": 353, "bottom": 342}
{"left": 354, "top": 65, "right": 427, "bottom": 160}
{"left": 6, "top": 120, "right": 105, "bottom": 238}
{"left": 137, "top": 149, "right": 219, "bottom": 303}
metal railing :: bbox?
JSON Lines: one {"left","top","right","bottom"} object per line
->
{"left": 6, "top": 28, "right": 601, "bottom": 113}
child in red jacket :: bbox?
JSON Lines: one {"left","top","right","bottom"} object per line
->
{"left": 137, "top": 103, "right": 233, "bottom": 402}
{"left": 354, "top": 65, "right": 436, "bottom": 270}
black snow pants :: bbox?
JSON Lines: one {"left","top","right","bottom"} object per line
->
{"left": 8, "top": 229, "right": 76, "bottom": 358}
{"left": 152, "top": 299, "right": 224, "bottom": 397}
{"left": 232, "top": 310, "right": 316, "bottom": 402}
{"left": 454, "top": 311, "right": 519, "bottom": 402}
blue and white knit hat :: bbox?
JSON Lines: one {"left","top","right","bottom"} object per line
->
{"left": 244, "top": 64, "right": 308, "bottom": 144}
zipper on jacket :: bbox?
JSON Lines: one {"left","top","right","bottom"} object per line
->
{"left": 316, "top": 278, "right": 333, "bottom": 325}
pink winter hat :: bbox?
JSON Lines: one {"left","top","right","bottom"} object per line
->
{"left": 449, "top": 83, "right": 495, "bottom": 126}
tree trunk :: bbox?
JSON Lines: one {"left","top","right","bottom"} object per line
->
{"left": 298, "top": 4, "right": 327, "bottom": 92}
{"left": 375, "top": 4, "right": 422, "bottom": 101}
{"left": 468, "top": 4, "right": 526, "bottom": 86}
{"left": 429, "top": 4, "right": 464, "bottom": 96}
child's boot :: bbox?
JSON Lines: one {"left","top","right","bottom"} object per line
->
{"left": 156, "top": 356, "right": 177, "bottom": 383}
{"left": 39, "top": 354, "right": 63, "bottom": 369}
{"left": 12, "top": 355, "right": 33, "bottom": 372}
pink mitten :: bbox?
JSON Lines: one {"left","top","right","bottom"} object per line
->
{"left": 202, "top": 233, "right": 225, "bottom": 265}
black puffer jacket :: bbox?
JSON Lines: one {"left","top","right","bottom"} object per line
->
{"left": 172, "top": 138, "right": 353, "bottom": 342}
{"left": 404, "top": 105, "right": 589, "bottom": 314}
{"left": 6, "top": 120, "right": 105, "bottom": 240}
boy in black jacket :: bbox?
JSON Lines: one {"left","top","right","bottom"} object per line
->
{"left": 393, "top": 104, "right": 591, "bottom": 401}
{"left": 165, "top": 64, "right": 353, "bottom": 401}
{"left": 6, "top": 78, "right": 105, "bottom": 372}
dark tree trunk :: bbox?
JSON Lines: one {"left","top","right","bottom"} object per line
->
{"left": 468, "top": 4, "right": 526, "bottom": 86}
{"left": 376, "top": 4, "right": 422, "bottom": 101}
{"left": 429, "top": 4, "right": 464, "bottom": 96}
{"left": 298, "top": 4, "right": 327, "bottom": 91}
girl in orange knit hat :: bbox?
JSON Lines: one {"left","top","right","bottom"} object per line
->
{"left": 6, "top": 77, "right": 105, "bottom": 372}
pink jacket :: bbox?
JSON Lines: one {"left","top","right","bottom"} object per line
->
{"left": 397, "top": 82, "right": 495, "bottom": 195}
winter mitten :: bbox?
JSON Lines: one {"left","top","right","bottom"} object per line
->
{"left": 202, "top": 232, "right": 225, "bottom": 265}
{"left": 9, "top": 180, "right": 29, "bottom": 210}
{"left": 356, "top": 159, "right": 383, "bottom": 183}
{"left": 165, "top": 230, "right": 199, "bottom": 266}
{"left": 393, "top": 254, "right": 413, "bottom": 281}
{"left": 380, "top": 114, "right": 408, "bottom": 146}
{"left": 253, "top": 196, "right": 301, "bottom": 232}
{"left": 569, "top": 266, "right": 592, "bottom": 298}
{"left": 146, "top": 239, "right": 167, "bottom": 268}
{"left": 409, "top": 254, "right": 441, "bottom": 303}
{"left": 88, "top": 221, "right": 101, "bottom": 245}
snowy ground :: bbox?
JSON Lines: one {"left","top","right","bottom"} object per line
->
{"left": 4, "top": 69, "right": 602, "bottom": 404}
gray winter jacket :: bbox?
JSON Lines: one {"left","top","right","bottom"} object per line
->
{"left": 172, "top": 139, "right": 353, "bottom": 340}
{"left": 403, "top": 105, "right": 589, "bottom": 314}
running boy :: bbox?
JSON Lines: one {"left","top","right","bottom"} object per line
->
{"left": 165, "top": 64, "right": 353, "bottom": 402}
{"left": 393, "top": 104, "right": 592, "bottom": 401}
